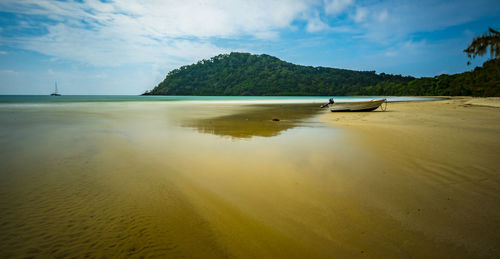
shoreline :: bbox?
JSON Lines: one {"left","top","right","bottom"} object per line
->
{"left": 0, "top": 95, "right": 442, "bottom": 105}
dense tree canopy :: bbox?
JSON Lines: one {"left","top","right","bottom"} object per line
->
{"left": 464, "top": 28, "right": 500, "bottom": 65}
{"left": 146, "top": 52, "right": 499, "bottom": 97}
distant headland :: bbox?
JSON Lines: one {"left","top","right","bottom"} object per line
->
{"left": 144, "top": 52, "right": 499, "bottom": 97}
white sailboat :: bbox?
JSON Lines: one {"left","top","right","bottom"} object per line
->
{"left": 50, "top": 81, "right": 61, "bottom": 96}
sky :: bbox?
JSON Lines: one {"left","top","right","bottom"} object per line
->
{"left": 0, "top": 0, "right": 499, "bottom": 95}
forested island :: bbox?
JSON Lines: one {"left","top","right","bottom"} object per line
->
{"left": 145, "top": 52, "right": 499, "bottom": 96}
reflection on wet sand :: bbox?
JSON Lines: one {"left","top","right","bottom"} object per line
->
{"left": 182, "top": 104, "right": 322, "bottom": 139}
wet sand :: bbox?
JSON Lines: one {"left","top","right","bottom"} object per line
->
{"left": 0, "top": 99, "right": 499, "bottom": 258}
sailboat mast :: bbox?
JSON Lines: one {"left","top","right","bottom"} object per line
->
{"left": 50, "top": 80, "right": 61, "bottom": 96}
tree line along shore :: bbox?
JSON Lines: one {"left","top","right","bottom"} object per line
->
{"left": 144, "top": 52, "right": 499, "bottom": 97}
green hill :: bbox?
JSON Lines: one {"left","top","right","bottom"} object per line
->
{"left": 145, "top": 52, "right": 499, "bottom": 96}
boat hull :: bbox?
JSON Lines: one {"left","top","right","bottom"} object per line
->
{"left": 330, "top": 99, "right": 386, "bottom": 112}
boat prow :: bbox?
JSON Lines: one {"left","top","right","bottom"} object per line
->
{"left": 329, "top": 98, "right": 386, "bottom": 112}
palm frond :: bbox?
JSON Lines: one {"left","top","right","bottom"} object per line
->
{"left": 464, "top": 27, "right": 500, "bottom": 64}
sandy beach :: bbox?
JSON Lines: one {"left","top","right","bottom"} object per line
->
{"left": 0, "top": 98, "right": 499, "bottom": 258}
{"left": 320, "top": 97, "right": 500, "bottom": 257}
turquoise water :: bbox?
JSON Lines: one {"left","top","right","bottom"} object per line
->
{"left": 0, "top": 95, "right": 441, "bottom": 104}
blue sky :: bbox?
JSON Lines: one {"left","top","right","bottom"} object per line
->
{"left": 0, "top": 0, "right": 499, "bottom": 95}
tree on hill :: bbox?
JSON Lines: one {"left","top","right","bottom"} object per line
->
{"left": 148, "top": 52, "right": 414, "bottom": 96}
{"left": 464, "top": 28, "right": 500, "bottom": 65}
{"left": 146, "top": 52, "right": 499, "bottom": 97}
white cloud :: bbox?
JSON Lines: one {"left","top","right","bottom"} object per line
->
{"left": 352, "top": 0, "right": 500, "bottom": 43}
{"left": 376, "top": 9, "right": 388, "bottom": 22}
{"left": 384, "top": 51, "right": 397, "bottom": 57}
{"left": 352, "top": 7, "right": 367, "bottom": 23}
{"left": 0, "top": 69, "right": 18, "bottom": 75}
{"left": 0, "top": 0, "right": 319, "bottom": 67}
{"left": 305, "top": 13, "right": 330, "bottom": 33}
{"left": 383, "top": 40, "right": 429, "bottom": 58}
{"left": 11, "top": 21, "right": 225, "bottom": 67}
{"left": 324, "top": 0, "right": 353, "bottom": 15}
{"left": 0, "top": 51, "right": 7, "bottom": 55}
{"left": 0, "top": 0, "right": 498, "bottom": 74}
{"left": 93, "top": 72, "right": 107, "bottom": 79}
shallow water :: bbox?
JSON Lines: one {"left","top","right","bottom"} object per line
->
{"left": 0, "top": 102, "right": 328, "bottom": 257}
{"left": 0, "top": 100, "right": 497, "bottom": 258}
{"left": 0, "top": 95, "right": 442, "bottom": 104}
